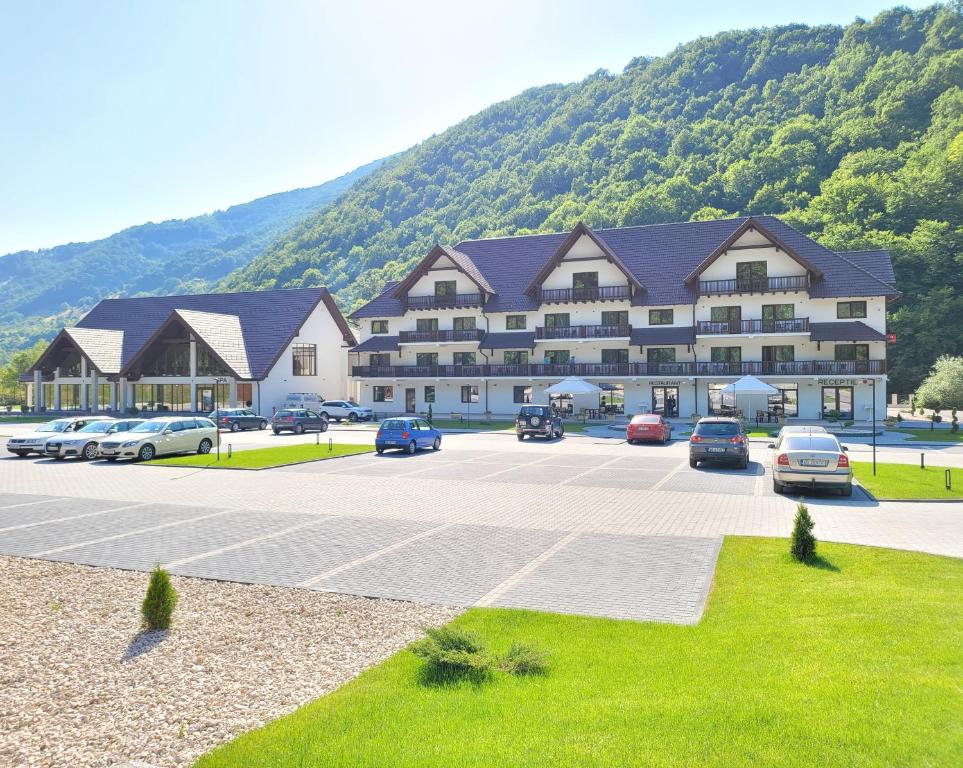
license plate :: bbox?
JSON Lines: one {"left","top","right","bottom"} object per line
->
{"left": 101, "top": 450, "right": 117, "bottom": 456}
{"left": 707, "top": 447, "right": 727, "bottom": 453}
{"left": 800, "top": 459, "right": 829, "bottom": 467}
{"left": 385, "top": 440, "right": 398, "bottom": 445}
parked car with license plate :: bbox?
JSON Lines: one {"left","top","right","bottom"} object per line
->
{"left": 689, "top": 417, "right": 749, "bottom": 469}
{"left": 209, "top": 408, "right": 267, "bottom": 432}
{"left": 318, "top": 400, "right": 373, "bottom": 423}
{"left": 375, "top": 418, "right": 441, "bottom": 454}
{"left": 770, "top": 433, "right": 853, "bottom": 496}
{"left": 98, "top": 417, "right": 217, "bottom": 461}
{"left": 45, "top": 418, "right": 144, "bottom": 460}
{"left": 271, "top": 408, "right": 328, "bottom": 435}
{"left": 515, "top": 405, "right": 564, "bottom": 441}
{"left": 627, "top": 414, "right": 672, "bottom": 444}
{"left": 5, "top": 417, "right": 94, "bottom": 457}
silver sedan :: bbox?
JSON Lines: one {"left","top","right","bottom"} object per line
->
{"left": 770, "top": 433, "right": 853, "bottom": 496}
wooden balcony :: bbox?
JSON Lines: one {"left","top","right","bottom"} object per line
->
{"left": 539, "top": 285, "right": 631, "bottom": 304}
{"left": 403, "top": 293, "right": 484, "bottom": 310}
{"left": 695, "top": 360, "right": 886, "bottom": 376}
{"left": 696, "top": 318, "right": 810, "bottom": 335}
{"left": 535, "top": 324, "right": 631, "bottom": 340}
{"left": 697, "top": 275, "right": 809, "bottom": 295}
{"left": 398, "top": 329, "right": 483, "bottom": 344}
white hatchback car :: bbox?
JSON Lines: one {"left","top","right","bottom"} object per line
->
{"left": 44, "top": 417, "right": 144, "bottom": 460}
{"left": 5, "top": 417, "right": 95, "bottom": 457}
{"left": 98, "top": 417, "right": 218, "bottom": 461}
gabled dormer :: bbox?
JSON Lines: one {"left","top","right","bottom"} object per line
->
{"left": 686, "top": 217, "right": 821, "bottom": 296}
{"left": 391, "top": 244, "right": 495, "bottom": 311}
{"left": 525, "top": 222, "right": 643, "bottom": 305}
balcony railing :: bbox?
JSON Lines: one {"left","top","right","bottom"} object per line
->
{"left": 696, "top": 318, "right": 810, "bottom": 335}
{"left": 399, "top": 329, "right": 483, "bottom": 343}
{"left": 535, "top": 324, "right": 632, "bottom": 340}
{"left": 539, "top": 285, "right": 631, "bottom": 304}
{"left": 403, "top": 293, "right": 483, "bottom": 310}
{"left": 697, "top": 275, "right": 809, "bottom": 295}
{"left": 351, "top": 359, "right": 885, "bottom": 378}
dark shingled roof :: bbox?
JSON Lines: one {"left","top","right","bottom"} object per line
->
{"left": 836, "top": 250, "right": 897, "bottom": 287}
{"left": 70, "top": 287, "right": 354, "bottom": 380}
{"left": 350, "top": 216, "right": 898, "bottom": 318}
{"left": 351, "top": 335, "right": 401, "bottom": 353}
{"left": 809, "top": 321, "right": 888, "bottom": 342}
{"left": 479, "top": 331, "right": 536, "bottom": 350}
{"left": 630, "top": 326, "right": 697, "bottom": 346}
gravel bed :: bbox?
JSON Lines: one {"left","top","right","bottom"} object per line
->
{"left": 0, "top": 556, "right": 459, "bottom": 768}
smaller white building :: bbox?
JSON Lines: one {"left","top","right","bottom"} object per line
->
{"left": 25, "top": 287, "right": 355, "bottom": 416}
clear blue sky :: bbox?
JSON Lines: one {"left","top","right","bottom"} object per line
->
{"left": 0, "top": 0, "right": 928, "bottom": 254}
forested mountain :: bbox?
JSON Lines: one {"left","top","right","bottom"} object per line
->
{"left": 225, "top": 3, "right": 963, "bottom": 393}
{"left": 0, "top": 158, "right": 384, "bottom": 361}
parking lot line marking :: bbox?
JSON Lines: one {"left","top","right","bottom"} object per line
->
{"left": 0, "top": 502, "right": 151, "bottom": 533}
{"left": 474, "top": 530, "right": 581, "bottom": 607}
{"left": 650, "top": 458, "right": 690, "bottom": 491}
{"left": 32, "top": 508, "right": 239, "bottom": 557}
{"left": 556, "top": 456, "right": 626, "bottom": 486}
{"left": 162, "top": 515, "right": 332, "bottom": 569}
{"left": 298, "top": 522, "right": 453, "bottom": 588}
{"left": 0, "top": 496, "right": 68, "bottom": 511}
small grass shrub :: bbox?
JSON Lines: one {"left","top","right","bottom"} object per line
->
{"left": 141, "top": 565, "right": 178, "bottom": 630}
{"left": 411, "top": 626, "right": 493, "bottom": 677}
{"left": 500, "top": 642, "right": 549, "bottom": 675}
{"left": 790, "top": 503, "right": 817, "bottom": 562}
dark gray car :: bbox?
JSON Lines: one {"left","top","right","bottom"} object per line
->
{"left": 689, "top": 417, "right": 749, "bottom": 469}
{"left": 210, "top": 408, "right": 267, "bottom": 432}
{"left": 271, "top": 408, "right": 328, "bottom": 435}
{"left": 516, "top": 405, "right": 564, "bottom": 440}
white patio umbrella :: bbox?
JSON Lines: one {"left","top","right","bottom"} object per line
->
{"left": 543, "top": 377, "right": 602, "bottom": 396}
{"left": 720, "top": 375, "right": 779, "bottom": 423}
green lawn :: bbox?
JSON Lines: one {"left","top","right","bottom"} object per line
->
{"left": 196, "top": 538, "right": 962, "bottom": 767}
{"left": 852, "top": 461, "right": 962, "bottom": 500}
{"left": 898, "top": 428, "right": 963, "bottom": 443}
{"left": 152, "top": 443, "right": 372, "bottom": 469}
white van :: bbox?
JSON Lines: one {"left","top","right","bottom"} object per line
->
{"left": 284, "top": 392, "right": 325, "bottom": 411}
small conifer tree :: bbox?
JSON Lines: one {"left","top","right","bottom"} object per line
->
{"left": 141, "top": 565, "right": 178, "bottom": 630}
{"left": 790, "top": 503, "right": 817, "bottom": 562}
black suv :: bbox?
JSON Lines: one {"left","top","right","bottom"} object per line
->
{"left": 516, "top": 405, "right": 564, "bottom": 441}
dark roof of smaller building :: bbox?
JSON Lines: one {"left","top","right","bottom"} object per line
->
{"left": 479, "top": 331, "right": 536, "bottom": 350}
{"left": 630, "top": 326, "right": 696, "bottom": 346}
{"left": 809, "top": 321, "right": 888, "bottom": 342}
{"left": 351, "top": 335, "right": 400, "bottom": 353}
{"left": 349, "top": 282, "right": 404, "bottom": 319}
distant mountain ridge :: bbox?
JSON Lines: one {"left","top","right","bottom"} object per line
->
{"left": 0, "top": 157, "right": 385, "bottom": 361}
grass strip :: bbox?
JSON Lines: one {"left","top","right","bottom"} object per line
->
{"left": 152, "top": 443, "right": 373, "bottom": 469}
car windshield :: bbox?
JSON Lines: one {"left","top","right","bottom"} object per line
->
{"left": 519, "top": 406, "right": 548, "bottom": 416}
{"left": 78, "top": 420, "right": 115, "bottom": 433}
{"left": 37, "top": 420, "right": 73, "bottom": 433}
{"left": 785, "top": 436, "right": 841, "bottom": 452}
{"left": 382, "top": 419, "right": 407, "bottom": 430}
{"left": 696, "top": 422, "right": 740, "bottom": 436}
{"left": 130, "top": 421, "right": 166, "bottom": 433}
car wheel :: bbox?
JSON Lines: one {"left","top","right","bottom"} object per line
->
{"left": 840, "top": 483, "right": 853, "bottom": 497}
{"left": 773, "top": 479, "right": 784, "bottom": 494}
{"left": 272, "top": 428, "right": 281, "bottom": 435}
{"left": 376, "top": 447, "right": 384, "bottom": 454}
{"left": 432, "top": 437, "right": 441, "bottom": 450}
{"left": 319, "top": 412, "right": 329, "bottom": 421}
{"left": 13, "top": 451, "right": 29, "bottom": 457}
{"left": 198, "top": 439, "right": 212, "bottom": 455}
{"left": 53, "top": 455, "right": 65, "bottom": 461}
{"left": 294, "top": 424, "right": 304, "bottom": 435}
{"left": 517, "top": 433, "right": 524, "bottom": 441}
{"left": 689, "top": 458, "right": 698, "bottom": 468}
{"left": 406, "top": 440, "right": 416, "bottom": 455}
{"left": 137, "top": 444, "right": 155, "bottom": 462}
{"left": 740, "top": 456, "right": 749, "bottom": 470}
{"left": 320, "top": 421, "right": 328, "bottom": 433}
{"left": 348, "top": 412, "right": 358, "bottom": 423}
{"left": 82, "top": 442, "right": 99, "bottom": 461}
{"left": 259, "top": 420, "right": 267, "bottom": 430}
{"left": 230, "top": 422, "right": 240, "bottom": 433}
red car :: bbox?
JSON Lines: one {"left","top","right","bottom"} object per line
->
{"left": 627, "top": 414, "right": 672, "bottom": 444}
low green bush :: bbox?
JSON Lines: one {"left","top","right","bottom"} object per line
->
{"left": 141, "top": 565, "right": 178, "bottom": 631}
{"left": 411, "top": 626, "right": 493, "bottom": 677}
{"left": 500, "top": 642, "right": 549, "bottom": 675}
{"left": 790, "top": 503, "right": 817, "bottom": 562}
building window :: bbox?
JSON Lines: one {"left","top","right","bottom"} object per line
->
{"left": 762, "top": 345, "right": 795, "bottom": 362}
{"left": 435, "top": 280, "right": 456, "bottom": 298}
{"left": 544, "top": 350, "right": 571, "bottom": 364}
{"left": 710, "top": 306, "right": 741, "bottom": 332}
{"left": 59, "top": 384, "right": 80, "bottom": 410}
{"left": 415, "top": 352, "right": 438, "bottom": 367}
{"left": 736, "top": 261, "right": 767, "bottom": 290}
{"left": 762, "top": 304, "right": 795, "bottom": 320}
{"left": 504, "top": 350, "right": 528, "bottom": 365}
{"left": 601, "top": 310, "right": 628, "bottom": 327}
{"left": 513, "top": 385, "right": 533, "bottom": 404}
{"left": 60, "top": 351, "right": 82, "bottom": 377}
{"left": 544, "top": 313, "right": 570, "bottom": 328}
{"left": 292, "top": 344, "right": 317, "bottom": 376}
{"left": 369, "top": 353, "right": 390, "bottom": 367}
{"left": 506, "top": 315, "right": 527, "bottom": 330}
{"left": 453, "top": 352, "right": 476, "bottom": 365}
{"left": 453, "top": 317, "right": 476, "bottom": 331}
{"left": 834, "top": 344, "right": 869, "bottom": 361}
{"left": 711, "top": 347, "right": 741, "bottom": 373}
{"left": 416, "top": 317, "right": 439, "bottom": 332}
{"left": 371, "top": 320, "right": 389, "bottom": 334}
{"left": 601, "top": 349, "right": 628, "bottom": 364}
{"left": 237, "top": 382, "right": 253, "bottom": 407}
{"left": 837, "top": 301, "right": 867, "bottom": 319}
{"left": 647, "top": 347, "right": 676, "bottom": 364}
{"left": 424, "top": 386, "right": 435, "bottom": 403}
{"left": 373, "top": 386, "right": 393, "bottom": 402}
{"left": 573, "top": 272, "right": 598, "bottom": 300}
{"left": 196, "top": 345, "right": 230, "bottom": 377}
{"left": 145, "top": 342, "right": 190, "bottom": 376}
{"left": 649, "top": 309, "right": 673, "bottom": 325}
{"left": 768, "top": 385, "right": 798, "bottom": 417}
{"left": 461, "top": 385, "right": 479, "bottom": 403}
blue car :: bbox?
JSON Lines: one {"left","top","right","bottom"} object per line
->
{"left": 376, "top": 417, "right": 442, "bottom": 454}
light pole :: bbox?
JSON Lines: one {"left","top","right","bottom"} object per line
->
{"left": 214, "top": 376, "right": 227, "bottom": 461}
{"left": 864, "top": 377, "right": 877, "bottom": 476}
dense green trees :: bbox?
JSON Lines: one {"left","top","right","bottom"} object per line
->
{"left": 224, "top": 3, "right": 962, "bottom": 394}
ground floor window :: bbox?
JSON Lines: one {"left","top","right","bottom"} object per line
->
{"left": 513, "top": 385, "right": 532, "bottom": 404}
{"left": 768, "top": 385, "right": 798, "bottom": 417}
{"left": 195, "top": 384, "right": 229, "bottom": 413}
{"left": 85, "top": 383, "right": 111, "bottom": 410}
{"left": 598, "top": 383, "right": 624, "bottom": 414}
{"left": 424, "top": 386, "right": 435, "bottom": 403}
{"left": 708, "top": 384, "right": 735, "bottom": 416}
{"left": 238, "top": 382, "right": 253, "bottom": 408}
{"left": 59, "top": 384, "right": 81, "bottom": 410}
{"left": 822, "top": 386, "right": 854, "bottom": 420}
{"left": 461, "top": 385, "right": 479, "bottom": 404}
{"left": 549, "top": 393, "right": 573, "bottom": 415}
{"left": 373, "top": 385, "right": 393, "bottom": 402}
{"left": 652, "top": 386, "right": 679, "bottom": 417}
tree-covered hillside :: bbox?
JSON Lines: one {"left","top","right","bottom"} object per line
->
{"left": 0, "top": 158, "right": 384, "bottom": 361}
{"left": 225, "top": 3, "right": 963, "bottom": 394}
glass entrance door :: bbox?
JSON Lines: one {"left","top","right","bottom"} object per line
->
{"left": 822, "top": 386, "right": 853, "bottom": 420}
{"left": 652, "top": 387, "right": 679, "bottom": 417}
{"left": 196, "top": 385, "right": 214, "bottom": 413}
{"left": 405, "top": 388, "right": 416, "bottom": 413}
